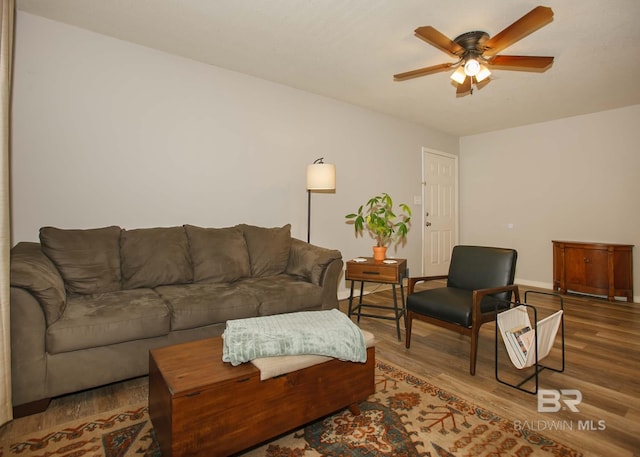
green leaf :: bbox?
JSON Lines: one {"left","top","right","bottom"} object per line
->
{"left": 345, "top": 192, "right": 412, "bottom": 246}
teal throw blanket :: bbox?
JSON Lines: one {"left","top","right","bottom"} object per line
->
{"left": 222, "top": 309, "right": 367, "bottom": 366}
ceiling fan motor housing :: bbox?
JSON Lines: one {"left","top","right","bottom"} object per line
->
{"left": 453, "top": 31, "right": 489, "bottom": 60}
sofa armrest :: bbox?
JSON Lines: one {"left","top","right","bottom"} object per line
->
{"left": 318, "top": 257, "right": 344, "bottom": 310}
{"left": 10, "top": 287, "right": 48, "bottom": 406}
{"left": 286, "top": 238, "right": 343, "bottom": 309}
{"left": 286, "top": 238, "right": 342, "bottom": 285}
{"left": 11, "top": 242, "right": 67, "bottom": 326}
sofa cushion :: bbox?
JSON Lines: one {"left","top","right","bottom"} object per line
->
{"left": 120, "top": 226, "right": 193, "bottom": 289}
{"left": 40, "top": 226, "right": 122, "bottom": 295}
{"left": 156, "top": 283, "right": 260, "bottom": 331}
{"left": 239, "top": 224, "right": 291, "bottom": 277}
{"left": 10, "top": 242, "right": 67, "bottom": 325}
{"left": 238, "top": 275, "right": 324, "bottom": 316}
{"left": 46, "top": 289, "right": 170, "bottom": 354}
{"left": 184, "top": 225, "right": 251, "bottom": 283}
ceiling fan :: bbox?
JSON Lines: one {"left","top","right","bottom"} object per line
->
{"left": 394, "top": 6, "right": 554, "bottom": 95}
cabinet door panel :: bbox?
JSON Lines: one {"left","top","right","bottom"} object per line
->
{"left": 564, "top": 248, "right": 586, "bottom": 286}
{"left": 613, "top": 251, "right": 632, "bottom": 290}
{"left": 584, "top": 249, "right": 609, "bottom": 289}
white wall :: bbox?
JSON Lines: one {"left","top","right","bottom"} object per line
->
{"left": 460, "top": 105, "right": 640, "bottom": 301}
{"left": 12, "top": 12, "right": 458, "bottom": 298}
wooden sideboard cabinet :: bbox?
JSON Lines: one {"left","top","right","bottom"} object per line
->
{"left": 552, "top": 241, "right": 634, "bottom": 302}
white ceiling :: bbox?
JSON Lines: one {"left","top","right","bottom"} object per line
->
{"left": 15, "top": 0, "right": 640, "bottom": 136}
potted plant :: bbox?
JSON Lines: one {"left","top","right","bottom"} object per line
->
{"left": 345, "top": 193, "right": 412, "bottom": 261}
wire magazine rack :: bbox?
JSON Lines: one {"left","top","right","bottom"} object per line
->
{"left": 495, "top": 290, "right": 565, "bottom": 394}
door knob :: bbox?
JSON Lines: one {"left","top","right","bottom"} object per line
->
{"left": 425, "top": 221, "right": 432, "bottom": 227}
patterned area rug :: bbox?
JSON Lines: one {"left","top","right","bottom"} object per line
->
{"left": 1, "top": 360, "right": 581, "bottom": 457}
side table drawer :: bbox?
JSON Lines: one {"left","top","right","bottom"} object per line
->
{"left": 347, "top": 263, "right": 399, "bottom": 283}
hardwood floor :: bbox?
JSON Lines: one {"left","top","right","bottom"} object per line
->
{"left": 347, "top": 283, "right": 640, "bottom": 457}
{"left": 1, "top": 284, "right": 638, "bottom": 457}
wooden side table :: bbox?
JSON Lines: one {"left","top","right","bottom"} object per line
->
{"left": 346, "top": 257, "right": 407, "bottom": 341}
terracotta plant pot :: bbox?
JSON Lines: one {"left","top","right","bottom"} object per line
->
{"left": 372, "top": 246, "right": 387, "bottom": 261}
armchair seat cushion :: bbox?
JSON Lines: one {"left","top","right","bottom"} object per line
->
{"left": 407, "top": 287, "right": 474, "bottom": 327}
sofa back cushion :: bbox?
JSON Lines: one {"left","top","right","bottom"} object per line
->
{"left": 184, "top": 225, "right": 251, "bottom": 283}
{"left": 120, "top": 226, "right": 193, "bottom": 289}
{"left": 40, "top": 226, "right": 122, "bottom": 295}
{"left": 238, "top": 224, "right": 291, "bottom": 277}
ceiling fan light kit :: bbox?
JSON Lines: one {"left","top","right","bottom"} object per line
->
{"left": 394, "top": 6, "right": 555, "bottom": 96}
{"left": 463, "top": 58, "right": 481, "bottom": 77}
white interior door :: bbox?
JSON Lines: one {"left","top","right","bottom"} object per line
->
{"left": 422, "top": 148, "right": 458, "bottom": 276}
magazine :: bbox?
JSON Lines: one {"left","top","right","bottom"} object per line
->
{"left": 512, "top": 324, "right": 534, "bottom": 355}
{"left": 498, "top": 305, "right": 563, "bottom": 369}
{"left": 505, "top": 324, "right": 532, "bottom": 364}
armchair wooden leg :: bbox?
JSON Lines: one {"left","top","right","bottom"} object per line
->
{"left": 405, "top": 311, "right": 413, "bottom": 348}
{"left": 469, "top": 327, "right": 479, "bottom": 376}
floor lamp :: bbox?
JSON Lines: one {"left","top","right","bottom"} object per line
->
{"left": 306, "top": 158, "right": 336, "bottom": 243}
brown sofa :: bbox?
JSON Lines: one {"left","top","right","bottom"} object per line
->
{"left": 9, "top": 223, "right": 343, "bottom": 416}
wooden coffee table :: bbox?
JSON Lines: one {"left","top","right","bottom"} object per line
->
{"left": 149, "top": 336, "right": 375, "bottom": 457}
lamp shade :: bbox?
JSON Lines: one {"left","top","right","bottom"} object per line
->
{"left": 450, "top": 66, "right": 466, "bottom": 84}
{"left": 306, "top": 163, "right": 336, "bottom": 190}
{"left": 476, "top": 64, "right": 491, "bottom": 82}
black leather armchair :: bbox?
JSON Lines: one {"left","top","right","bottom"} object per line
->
{"left": 405, "top": 245, "right": 520, "bottom": 375}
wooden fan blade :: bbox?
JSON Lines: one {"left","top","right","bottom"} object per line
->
{"left": 415, "top": 26, "right": 464, "bottom": 56}
{"left": 488, "top": 55, "right": 554, "bottom": 71}
{"left": 483, "top": 6, "right": 553, "bottom": 56}
{"left": 394, "top": 63, "right": 453, "bottom": 81}
{"left": 456, "top": 77, "right": 472, "bottom": 95}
